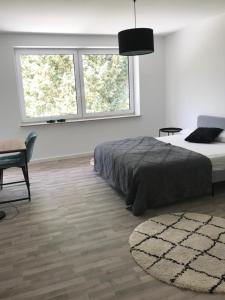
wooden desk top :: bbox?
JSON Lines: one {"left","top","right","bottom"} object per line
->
{"left": 0, "top": 139, "right": 26, "bottom": 154}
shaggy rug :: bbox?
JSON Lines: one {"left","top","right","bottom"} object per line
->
{"left": 129, "top": 212, "right": 225, "bottom": 293}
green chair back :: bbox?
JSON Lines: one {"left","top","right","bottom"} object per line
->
{"left": 25, "top": 132, "right": 37, "bottom": 162}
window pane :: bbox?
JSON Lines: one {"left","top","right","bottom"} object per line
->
{"left": 20, "top": 54, "right": 77, "bottom": 118}
{"left": 82, "top": 54, "right": 130, "bottom": 113}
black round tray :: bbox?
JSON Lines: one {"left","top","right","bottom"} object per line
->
{"left": 160, "top": 127, "right": 182, "bottom": 133}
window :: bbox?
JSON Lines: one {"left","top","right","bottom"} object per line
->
{"left": 15, "top": 48, "right": 136, "bottom": 123}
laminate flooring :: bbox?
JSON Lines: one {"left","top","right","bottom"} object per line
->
{"left": 0, "top": 157, "right": 225, "bottom": 300}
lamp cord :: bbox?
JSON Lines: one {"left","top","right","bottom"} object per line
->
{"left": 134, "top": 0, "right": 137, "bottom": 28}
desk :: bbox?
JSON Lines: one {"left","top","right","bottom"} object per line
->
{"left": 0, "top": 139, "right": 26, "bottom": 154}
{"left": 0, "top": 138, "right": 30, "bottom": 204}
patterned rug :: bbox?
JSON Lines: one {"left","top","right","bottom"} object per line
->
{"left": 129, "top": 212, "right": 225, "bottom": 293}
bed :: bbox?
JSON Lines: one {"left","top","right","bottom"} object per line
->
{"left": 94, "top": 115, "right": 225, "bottom": 215}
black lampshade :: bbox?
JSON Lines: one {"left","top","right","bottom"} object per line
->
{"left": 118, "top": 28, "right": 154, "bottom": 56}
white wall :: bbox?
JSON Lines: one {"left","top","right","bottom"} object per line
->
{"left": 165, "top": 13, "right": 225, "bottom": 128}
{"left": 0, "top": 33, "right": 165, "bottom": 161}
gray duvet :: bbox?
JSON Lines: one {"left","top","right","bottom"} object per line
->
{"left": 94, "top": 137, "right": 212, "bottom": 216}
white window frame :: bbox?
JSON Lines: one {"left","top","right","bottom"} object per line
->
{"left": 15, "top": 48, "right": 136, "bottom": 123}
{"left": 78, "top": 48, "right": 135, "bottom": 119}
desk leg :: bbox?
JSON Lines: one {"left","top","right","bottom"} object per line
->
{"left": 0, "top": 170, "right": 5, "bottom": 217}
{"left": 23, "top": 151, "right": 31, "bottom": 201}
{"left": 0, "top": 169, "right": 3, "bottom": 190}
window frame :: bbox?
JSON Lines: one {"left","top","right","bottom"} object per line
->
{"left": 15, "top": 47, "right": 136, "bottom": 123}
{"left": 78, "top": 48, "right": 135, "bottom": 119}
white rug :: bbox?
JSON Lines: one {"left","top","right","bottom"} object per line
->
{"left": 129, "top": 212, "right": 225, "bottom": 293}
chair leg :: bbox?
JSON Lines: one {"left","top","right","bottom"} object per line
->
{"left": 0, "top": 169, "right": 3, "bottom": 190}
{"left": 22, "top": 166, "right": 31, "bottom": 201}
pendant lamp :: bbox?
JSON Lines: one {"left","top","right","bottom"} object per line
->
{"left": 118, "top": 0, "right": 154, "bottom": 56}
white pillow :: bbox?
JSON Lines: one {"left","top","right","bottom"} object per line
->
{"left": 178, "top": 128, "right": 196, "bottom": 136}
{"left": 215, "top": 130, "right": 225, "bottom": 142}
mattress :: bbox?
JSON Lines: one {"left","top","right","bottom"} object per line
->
{"left": 157, "top": 132, "right": 225, "bottom": 172}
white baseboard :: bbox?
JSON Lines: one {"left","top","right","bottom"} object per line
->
{"left": 30, "top": 152, "right": 93, "bottom": 164}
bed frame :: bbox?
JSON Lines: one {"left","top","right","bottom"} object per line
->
{"left": 197, "top": 115, "right": 225, "bottom": 189}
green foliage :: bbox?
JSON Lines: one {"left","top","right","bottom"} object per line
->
{"left": 21, "top": 53, "right": 130, "bottom": 118}
{"left": 83, "top": 54, "right": 129, "bottom": 113}
{"left": 21, "top": 54, "right": 77, "bottom": 117}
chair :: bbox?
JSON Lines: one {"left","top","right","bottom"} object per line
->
{"left": 0, "top": 132, "right": 37, "bottom": 201}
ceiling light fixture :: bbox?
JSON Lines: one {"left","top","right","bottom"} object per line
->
{"left": 118, "top": 0, "right": 154, "bottom": 56}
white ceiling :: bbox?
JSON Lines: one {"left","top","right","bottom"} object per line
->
{"left": 1, "top": 0, "right": 225, "bottom": 35}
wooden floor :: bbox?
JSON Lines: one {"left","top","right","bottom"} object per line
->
{"left": 1, "top": 157, "right": 225, "bottom": 300}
